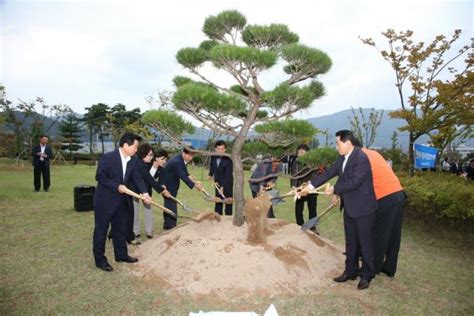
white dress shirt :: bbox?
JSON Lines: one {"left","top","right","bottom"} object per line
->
{"left": 149, "top": 165, "right": 158, "bottom": 177}
{"left": 119, "top": 148, "right": 131, "bottom": 181}
{"left": 307, "top": 148, "right": 354, "bottom": 190}
{"left": 342, "top": 148, "right": 354, "bottom": 173}
{"left": 40, "top": 144, "right": 46, "bottom": 161}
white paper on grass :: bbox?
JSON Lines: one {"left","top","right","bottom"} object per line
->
{"left": 189, "top": 304, "right": 278, "bottom": 316}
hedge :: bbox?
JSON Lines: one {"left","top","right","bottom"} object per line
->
{"left": 400, "top": 172, "right": 474, "bottom": 222}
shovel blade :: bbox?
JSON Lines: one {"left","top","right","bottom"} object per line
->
{"left": 271, "top": 197, "right": 285, "bottom": 207}
{"left": 178, "top": 204, "right": 196, "bottom": 212}
{"left": 301, "top": 216, "right": 319, "bottom": 231}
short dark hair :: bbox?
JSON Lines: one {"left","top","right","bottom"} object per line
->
{"left": 215, "top": 140, "right": 227, "bottom": 148}
{"left": 119, "top": 133, "right": 142, "bottom": 147}
{"left": 296, "top": 144, "right": 310, "bottom": 153}
{"left": 183, "top": 146, "right": 196, "bottom": 155}
{"left": 137, "top": 143, "right": 153, "bottom": 159}
{"left": 335, "top": 130, "right": 357, "bottom": 145}
{"left": 39, "top": 134, "right": 48, "bottom": 139}
{"left": 155, "top": 148, "right": 169, "bottom": 159}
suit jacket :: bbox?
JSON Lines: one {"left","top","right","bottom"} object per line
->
{"left": 310, "top": 147, "right": 376, "bottom": 218}
{"left": 93, "top": 149, "right": 147, "bottom": 214}
{"left": 136, "top": 159, "right": 164, "bottom": 196}
{"left": 31, "top": 144, "right": 53, "bottom": 167}
{"left": 159, "top": 153, "right": 195, "bottom": 196}
{"left": 249, "top": 159, "right": 278, "bottom": 194}
{"left": 290, "top": 157, "right": 317, "bottom": 187}
{"left": 209, "top": 156, "right": 233, "bottom": 196}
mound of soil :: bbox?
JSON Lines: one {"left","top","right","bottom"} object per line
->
{"left": 131, "top": 216, "right": 344, "bottom": 297}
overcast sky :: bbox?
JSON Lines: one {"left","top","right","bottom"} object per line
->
{"left": 1, "top": 0, "right": 472, "bottom": 120}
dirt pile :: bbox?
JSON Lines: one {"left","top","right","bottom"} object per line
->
{"left": 131, "top": 213, "right": 344, "bottom": 297}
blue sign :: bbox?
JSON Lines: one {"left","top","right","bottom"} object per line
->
{"left": 414, "top": 144, "right": 438, "bottom": 169}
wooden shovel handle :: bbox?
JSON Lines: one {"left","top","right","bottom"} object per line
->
{"left": 123, "top": 187, "right": 176, "bottom": 218}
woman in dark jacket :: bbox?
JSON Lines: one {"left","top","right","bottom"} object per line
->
{"left": 132, "top": 145, "right": 170, "bottom": 240}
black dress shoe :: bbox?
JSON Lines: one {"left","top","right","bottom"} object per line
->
{"left": 97, "top": 262, "right": 114, "bottom": 272}
{"left": 134, "top": 234, "right": 141, "bottom": 238}
{"left": 146, "top": 234, "right": 153, "bottom": 239}
{"left": 333, "top": 272, "right": 357, "bottom": 283}
{"left": 116, "top": 256, "right": 139, "bottom": 263}
{"left": 357, "top": 278, "right": 370, "bottom": 290}
{"left": 128, "top": 240, "right": 141, "bottom": 245}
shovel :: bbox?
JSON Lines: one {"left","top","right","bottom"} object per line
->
{"left": 123, "top": 188, "right": 218, "bottom": 223}
{"left": 269, "top": 189, "right": 297, "bottom": 206}
{"left": 301, "top": 198, "right": 340, "bottom": 231}
{"left": 213, "top": 182, "right": 227, "bottom": 200}
{"left": 123, "top": 187, "right": 176, "bottom": 218}
{"left": 167, "top": 194, "right": 197, "bottom": 213}
{"left": 161, "top": 185, "right": 197, "bottom": 213}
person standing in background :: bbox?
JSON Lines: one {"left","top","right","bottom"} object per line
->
{"left": 208, "top": 140, "right": 233, "bottom": 216}
{"left": 441, "top": 157, "right": 451, "bottom": 172}
{"left": 32, "top": 135, "right": 53, "bottom": 192}
{"left": 450, "top": 159, "right": 462, "bottom": 175}
{"left": 290, "top": 144, "right": 319, "bottom": 232}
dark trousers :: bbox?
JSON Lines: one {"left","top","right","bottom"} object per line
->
{"left": 33, "top": 162, "right": 50, "bottom": 191}
{"left": 251, "top": 189, "right": 274, "bottom": 218}
{"left": 295, "top": 194, "right": 317, "bottom": 226}
{"left": 126, "top": 208, "right": 135, "bottom": 242}
{"left": 344, "top": 211, "right": 375, "bottom": 280}
{"left": 93, "top": 203, "right": 129, "bottom": 266}
{"left": 374, "top": 191, "right": 405, "bottom": 275}
{"left": 163, "top": 197, "right": 178, "bottom": 230}
{"left": 214, "top": 188, "right": 233, "bottom": 215}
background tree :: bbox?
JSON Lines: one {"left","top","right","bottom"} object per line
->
{"left": 348, "top": 107, "right": 384, "bottom": 148}
{"left": 298, "top": 147, "right": 339, "bottom": 169}
{"left": 142, "top": 10, "right": 330, "bottom": 226}
{"left": 0, "top": 92, "right": 70, "bottom": 159}
{"left": 82, "top": 103, "right": 110, "bottom": 155}
{"left": 107, "top": 103, "right": 147, "bottom": 147}
{"left": 361, "top": 29, "right": 472, "bottom": 176}
{"left": 379, "top": 131, "right": 406, "bottom": 171}
{"left": 58, "top": 113, "right": 82, "bottom": 158}
{"left": 429, "top": 65, "right": 474, "bottom": 161}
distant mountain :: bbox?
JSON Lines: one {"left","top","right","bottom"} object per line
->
{"left": 3, "top": 109, "right": 472, "bottom": 150}
{"left": 307, "top": 108, "right": 473, "bottom": 149}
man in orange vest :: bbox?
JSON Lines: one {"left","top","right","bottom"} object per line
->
{"left": 361, "top": 146, "right": 407, "bottom": 277}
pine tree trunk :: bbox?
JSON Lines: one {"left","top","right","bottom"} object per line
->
{"left": 231, "top": 134, "right": 246, "bottom": 227}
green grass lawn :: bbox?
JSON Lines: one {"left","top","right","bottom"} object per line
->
{"left": 1, "top": 159, "right": 473, "bottom": 315}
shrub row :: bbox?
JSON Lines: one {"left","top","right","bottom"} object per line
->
{"left": 399, "top": 172, "right": 474, "bottom": 222}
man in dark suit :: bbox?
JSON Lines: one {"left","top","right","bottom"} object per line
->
{"left": 300, "top": 130, "right": 377, "bottom": 290}
{"left": 159, "top": 147, "right": 204, "bottom": 229}
{"left": 249, "top": 155, "right": 279, "bottom": 218}
{"left": 208, "top": 140, "right": 233, "bottom": 215}
{"left": 31, "top": 135, "right": 53, "bottom": 192}
{"left": 450, "top": 159, "right": 462, "bottom": 175}
{"left": 92, "top": 133, "right": 152, "bottom": 272}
